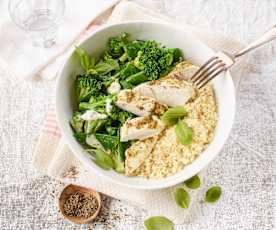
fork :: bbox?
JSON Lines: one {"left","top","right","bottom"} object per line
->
{"left": 191, "top": 25, "right": 276, "bottom": 89}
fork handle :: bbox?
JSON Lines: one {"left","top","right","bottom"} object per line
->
{"left": 234, "top": 25, "right": 276, "bottom": 58}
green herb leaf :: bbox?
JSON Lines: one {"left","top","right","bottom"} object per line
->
{"left": 184, "top": 175, "right": 201, "bottom": 189}
{"left": 144, "top": 216, "right": 173, "bottom": 230}
{"left": 174, "top": 188, "right": 190, "bottom": 209}
{"left": 205, "top": 186, "right": 222, "bottom": 203}
{"left": 175, "top": 120, "right": 193, "bottom": 145}
{"left": 93, "top": 149, "right": 114, "bottom": 170}
{"left": 75, "top": 47, "right": 91, "bottom": 72}
{"left": 161, "top": 107, "right": 187, "bottom": 126}
{"left": 94, "top": 59, "right": 119, "bottom": 75}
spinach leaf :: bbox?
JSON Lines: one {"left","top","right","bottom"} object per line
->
{"left": 95, "top": 134, "right": 119, "bottom": 150}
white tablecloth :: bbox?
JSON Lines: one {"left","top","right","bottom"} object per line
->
{"left": 0, "top": 0, "right": 275, "bottom": 229}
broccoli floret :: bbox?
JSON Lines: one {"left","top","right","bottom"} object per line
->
{"left": 108, "top": 33, "right": 129, "bottom": 58}
{"left": 84, "top": 119, "right": 107, "bottom": 134}
{"left": 110, "top": 105, "right": 134, "bottom": 124}
{"left": 134, "top": 41, "right": 183, "bottom": 81}
{"left": 79, "top": 95, "right": 115, "bottom": 113}
{"left": 133, "top": 51, "right": 145, "bottom": 70}
{"left": 70, "top": 112, "right": 84, "bottom": 133}
{"left": 125, "top": 40, "right": 144, "bottom": 60}
{"left": 76, "top": 74, "right": 103, "bottom": 102}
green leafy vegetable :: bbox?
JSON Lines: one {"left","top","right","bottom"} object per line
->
{"left": 144, "top": 216, "right": 174, "bottom": 230}
{"left": 175, "top": 120, "right": 193, "bottom": 145}
{"left": 73, "top": 132, "right": 86, "bottom": 144}
{"left": 161, "top": 107, "right": 187, "bottom": 126}
{"left": 174, "top": 188, "right": 190, "bottom": 209}
{"left": 70, "top": 112, "right": 84, "bottom": 133}
{"left": 95, "top": 134, "right": 119, "bottom": 150}
{"left": 184, "top": 175, "right": 201, "bottom": 189}
{"left": 91, "top": 148, "right": 114, "bottom": 170}
{"left": 205, "top": 186, "right": 222, "bottom": 203}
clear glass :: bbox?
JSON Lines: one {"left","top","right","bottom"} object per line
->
{"left": 9, "top": 0, "right": 65, "bottom": 48}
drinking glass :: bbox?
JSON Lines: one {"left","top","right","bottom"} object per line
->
{"left": 9, "top": 0, "right": 65, "bottom": 48}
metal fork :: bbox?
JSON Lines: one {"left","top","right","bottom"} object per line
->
{"left": 191, "top": 25, "right": 276, "bottom": 89}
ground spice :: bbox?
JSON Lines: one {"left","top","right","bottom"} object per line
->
{"left": 63, "top": 191, "right": 99, "bottom": 219}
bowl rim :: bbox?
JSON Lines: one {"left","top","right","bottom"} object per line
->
{"left": 56, "top": 20, "right": 236, "bottom": 190}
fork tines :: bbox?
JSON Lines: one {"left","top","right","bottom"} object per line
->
{"left": 190, "top": 56, "right": 227, "bottom": 89}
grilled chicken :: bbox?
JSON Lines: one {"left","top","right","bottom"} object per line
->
{"left": 120, "top": 116, "right": 165, "bottom": 142}
{"left": 134, "top": 76, "right": 196, "bottom": 107}
{"left": 116, "top": 89, "right": 168, "bottom": 117}
{"left": 133, "top": 61, "right": 197, "bottom": 107}
{"left": 169, "top": 61, "right": 199, "bottom": 80}
{"left": 124, "top": 135, "right": 159, "bottom": 176}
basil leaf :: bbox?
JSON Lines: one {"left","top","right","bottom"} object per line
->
{"left": 93, "top": 149, "right": 114, "bottom": 170}
{"left": 75, "top": 47, "right": 91, "bottom": 72}
{"left": 184, "top": 175, "right": 200, "bottom": 189}
{"left": 174, "top": 188, "right": 190, "bottom": 209}
{"left": 161, "top": 107, "right": 187, "bottom": 126}
{"left": 175, "top": 120, "right": 193, "bottom": 145}
{"left": 94, "top": 59, "right": 119, "bottom": 75}
{"left": 144, "top": 216, "right": 173, "bottom": 230}
{"left": 205, "top": 186, "right": 222, "bottom": 203}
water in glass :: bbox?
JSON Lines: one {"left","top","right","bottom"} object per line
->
{"left": 9, "top": 0, "right": 65, "bottom": 48}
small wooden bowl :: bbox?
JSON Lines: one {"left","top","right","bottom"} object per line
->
{"left": 59, "top": 184, "right": 101, "bottom": 224}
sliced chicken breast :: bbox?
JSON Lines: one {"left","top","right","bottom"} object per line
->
{"left": 116, "top": 89, "right": 168, "bottom": 117}
{"left": 120, "top": 116, "right": 165, "bottom": 142}
{"left": 134, "top": 76, "right": 196, "bottom": 107}
{"left": 125, "top": 135, "right": 159, "bottom": 176}
{"left": 169, "top": 61, "right": 199, "bottom": 80}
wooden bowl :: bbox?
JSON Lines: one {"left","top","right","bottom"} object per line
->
{"left": 59, "top": 184, "right": 101, "bottom": 224}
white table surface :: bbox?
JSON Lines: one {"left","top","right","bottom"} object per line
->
{"left": 0, "top": 0, "right": 275, "bottom": 229}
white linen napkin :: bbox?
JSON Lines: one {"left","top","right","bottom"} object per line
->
{"left": 32, "top": 0, "right": 247, "bottom": 224}
{"left": 0, "top": 0, "right": 119, "bottom": 80}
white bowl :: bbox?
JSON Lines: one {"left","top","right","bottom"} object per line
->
{"left": 56, "top": 21, "right": 235, "bottom": 190}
